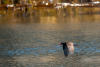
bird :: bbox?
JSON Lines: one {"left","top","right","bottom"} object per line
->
{"left": 60, "top": 42, "right": 74, "bottom": 56}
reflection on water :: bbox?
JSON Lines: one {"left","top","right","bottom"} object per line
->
{"left": 0, "top": 7, "right": 100, "bottom": 67}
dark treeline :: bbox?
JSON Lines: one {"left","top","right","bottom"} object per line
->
{"left": 0, "top": 0, "right": 96, "bottom": 5}
{"left": 0, "top": 0, "right": 20, "bottom": 4}
{"left": 62, "top": 0, "right": 92, "bottom": 3}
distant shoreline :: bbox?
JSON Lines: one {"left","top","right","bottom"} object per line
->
{"left": 0, "top": 2, "right": 100, "bottom": 10}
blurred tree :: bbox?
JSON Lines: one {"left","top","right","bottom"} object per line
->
{"left": 0, "top": 0, "right": 1, "bottom": 4}
{"left": 13, "top": 0, "right": 20, "bottom": 4}
{"left": 86, "top": 0, "right": 92, "bottom": 2}
{"left": 1, "top": 0, "right": 9, "bottom": 4}
{"left": 0, "top": 0, "right": 15, "bottom": 4}
{"left": 62, "top": 0, "right": 92, "bottom": 3}
{"left": 62, "top": 0, "right": 72, "bottom": 3}
{"left": 79, "top": 0, "right": 92, "bottom": 3}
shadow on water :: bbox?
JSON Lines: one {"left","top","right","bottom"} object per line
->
{"left": 0, "top": 7, "right": 100, "bottom": 67}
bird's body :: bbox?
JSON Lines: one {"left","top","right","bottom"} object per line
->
{"left": 60, "top": 42, "right": 74, "bottom": 56}
{"left": 62, "top": 42, "right": 69, "bottom": 56}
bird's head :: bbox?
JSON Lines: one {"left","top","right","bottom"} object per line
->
{"left": 59, "top": 42, "right": 66, "bottom": 45}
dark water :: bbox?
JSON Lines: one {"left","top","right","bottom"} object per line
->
{"left": 0, "top": 7, "right": 100, "bottom": 67}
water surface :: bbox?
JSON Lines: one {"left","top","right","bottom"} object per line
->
{"left": 0, "top": 7, "right": 100, "bottom": 67}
